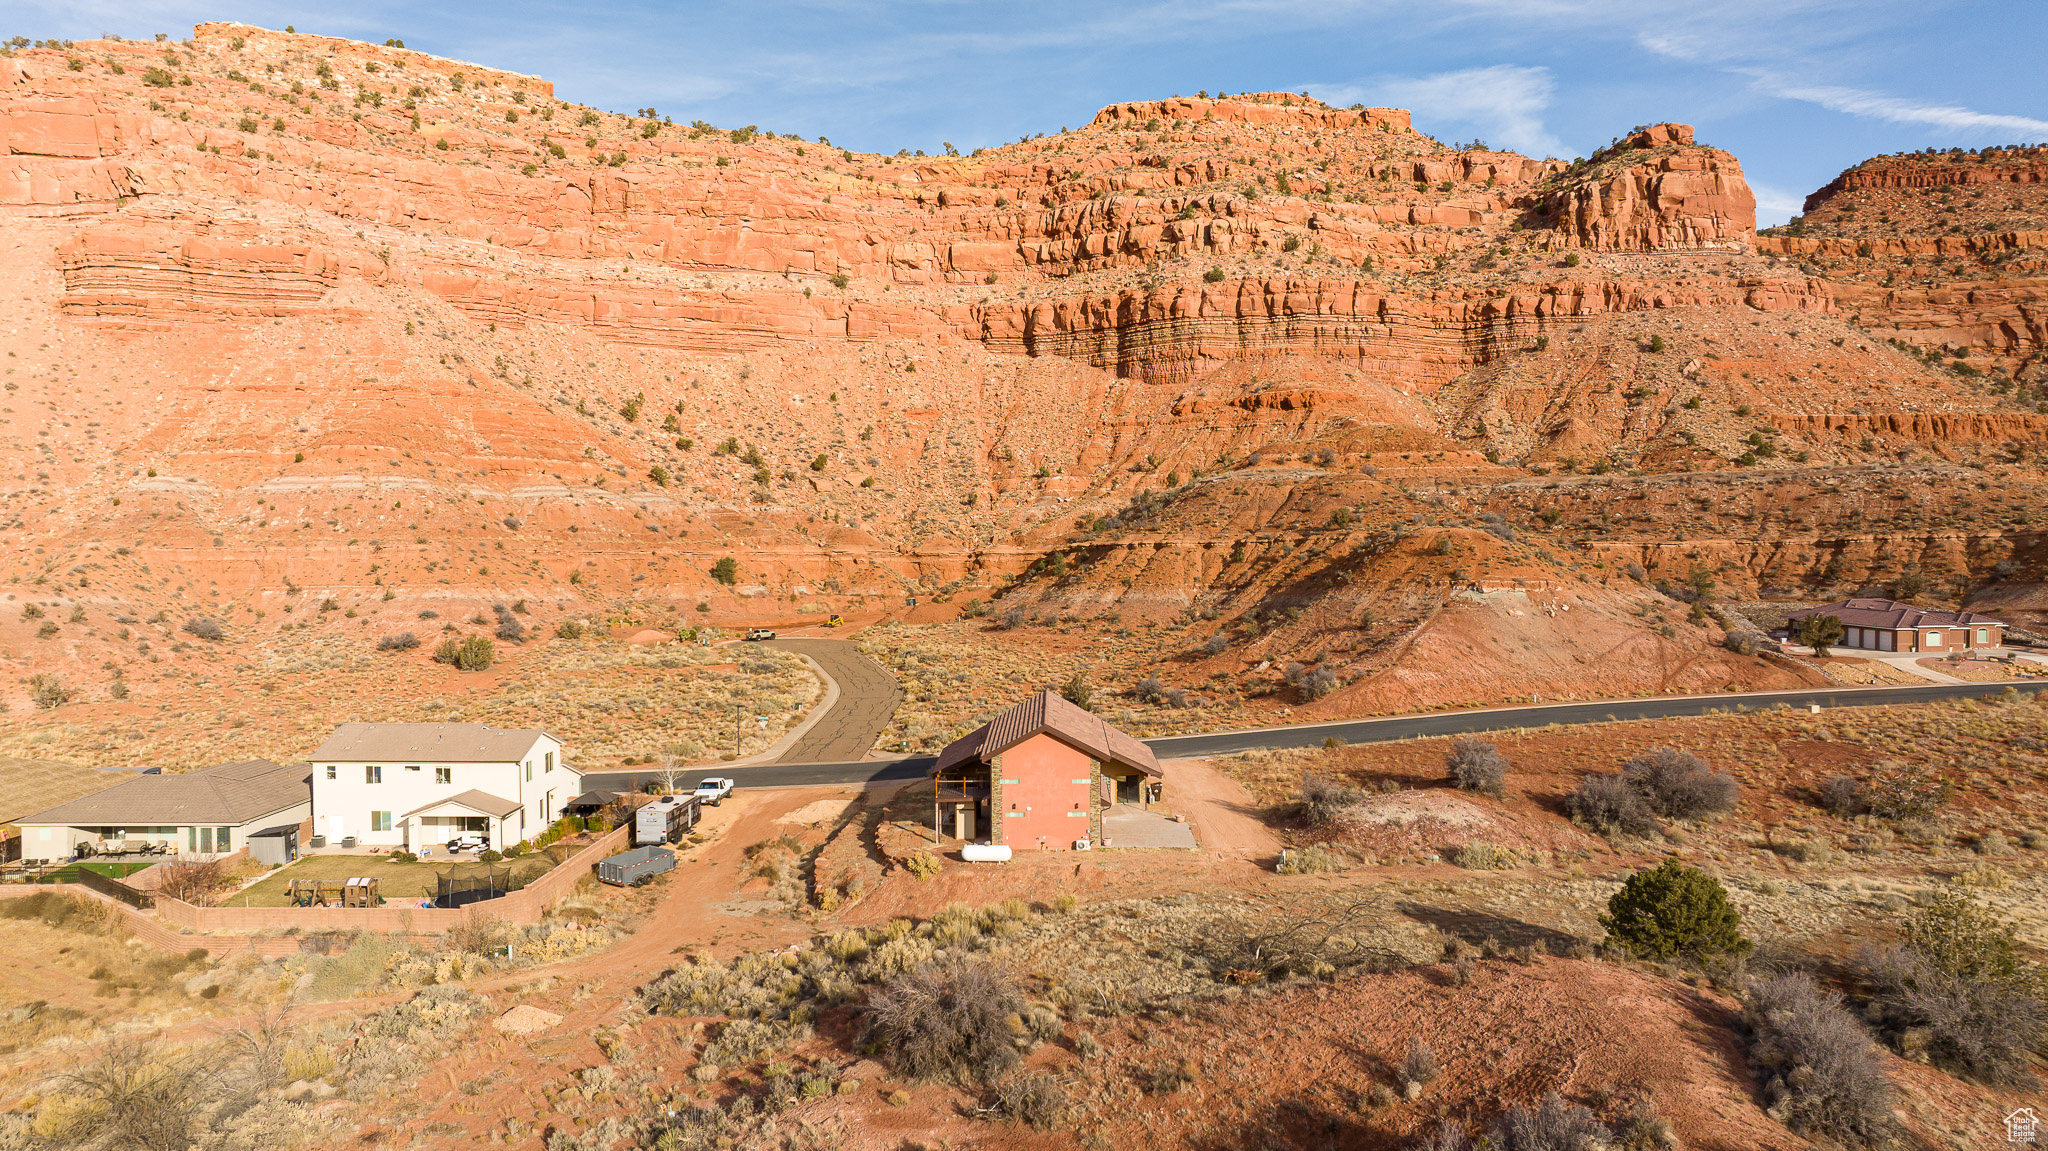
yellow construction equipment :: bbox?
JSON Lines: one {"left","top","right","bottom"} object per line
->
{"left": 825, "top": 614, "right": 843, "bottom": 628}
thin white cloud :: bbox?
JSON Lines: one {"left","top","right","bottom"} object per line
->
{"left": 1774, "top": 84, "right": 2048, "bottom": 139}
{"left": 1308, "top": 65, "right": 1567, "bottom": 157}
{"left": 1746, "top": 180, "right": 1807, "bottom": 226}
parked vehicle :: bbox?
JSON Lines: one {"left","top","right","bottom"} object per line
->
{"left": 744, "top": 627, "right": 776, "bottom": 641}
{"left": 693, "top": 777, "right": 735, "bottom": 806}
{"left": 598, "top": 845, "right": 675, "bottom": 887}
{"left": 825, "top": 614, "right": 843, "bottom": 628}
{"left": 634, "top": 794, "right": 700, "bottom": 847}
{"left": 446, "top": 834, "right": 487, "bottom": 853}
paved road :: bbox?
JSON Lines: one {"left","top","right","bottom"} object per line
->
{"left": 759, "top": 638, "right": 904, "bottom": 763}
{"left": 579, "top": 679, "right": 2048, "bottom": 797}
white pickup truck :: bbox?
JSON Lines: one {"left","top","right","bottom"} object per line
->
{"left": 692, "top": 777, "right": 735, "bottom": 806}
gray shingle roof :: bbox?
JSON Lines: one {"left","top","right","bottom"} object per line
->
{"left": 16, "top": 759, "right": 309, "bottom": 828}
{"left": 311, "top": 723, "right": 557, "bottom": 765}
{"left": 1786, "top": 598, "right": 2005, "bottom": 631}
{"left": 933, "top": 691, "right": 1161, "bottom": 777}
{"left": 401, "top": 789, "right": 523, "bottom": 820}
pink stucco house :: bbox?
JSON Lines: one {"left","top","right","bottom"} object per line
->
{"left": 928, "top": 690, "right": 1161, "bottom": 851}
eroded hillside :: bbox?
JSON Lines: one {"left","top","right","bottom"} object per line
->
{"left": 1, "top": 22, "right": 2045, "bottom": 737}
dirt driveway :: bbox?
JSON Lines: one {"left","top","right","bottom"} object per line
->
{"left": 1164, "top": 756, "right": 1282, "bottom": 862}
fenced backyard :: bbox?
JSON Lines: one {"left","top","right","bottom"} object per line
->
{"left": 232, "top": 853, "right": 556, "bottom": 908}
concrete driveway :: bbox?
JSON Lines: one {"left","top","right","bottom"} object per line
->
{"left": 1101, "top": 807, "right": 1198, "bottom": 849}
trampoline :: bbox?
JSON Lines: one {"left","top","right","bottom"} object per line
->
{"left": 433, "top": 861, "right": 520, "bottom": 909}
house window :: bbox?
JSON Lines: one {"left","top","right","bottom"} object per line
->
{"left": 436, "top": 767, "right": 452, "bottom": 785}
{"left": 1979, "top": 628, "right": 1991, "bottom": 644}
{"left": 216, "top": 827, "right": 231, "bottom": 851}
{"left": 199, "top": 827, "right": 213, "bottom": 853}
{"left": 1926, "top": 630, "right": 1943, "bottom": 647}
{"left": 525, "top": 760, "right": 533, "bottom": 782}
{"left": 371, "top": 811, "right": 392, "bottom": 832}
{"left": 365, "top": 765, "right": 383, "bottom": 784}
{"left": 545, "top": 752, "right": 555, "bottom": 773}
{"left": 325, "top": 766, "right": 336, "bottom": 780}
{"left": 404, "top": 764, "right": 421, "bottom": 773}
{"left": 187, "top": 826, "right": 197, "bottom": 852}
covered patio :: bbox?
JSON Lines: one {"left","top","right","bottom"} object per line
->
{"left": 400, "top": 789, "right": 522, "bottom": 853}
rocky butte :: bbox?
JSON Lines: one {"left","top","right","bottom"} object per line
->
{"left": 0, "top": 22, "right": 2045, "bottom": 741}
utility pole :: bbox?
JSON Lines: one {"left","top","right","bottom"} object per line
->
{"left": 734, "top": 703, "right": 742, "bottom": 759}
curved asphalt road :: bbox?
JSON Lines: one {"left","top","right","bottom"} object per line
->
{"left": 759, "top": 638, "right": 905, "bottom": 764}
{"left": 579, "top": 678, "right": 2048, "bottom": 797}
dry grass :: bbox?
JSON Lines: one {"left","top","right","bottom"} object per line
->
{"left": 0, "top": 630, "right": 817, "bottom": 770}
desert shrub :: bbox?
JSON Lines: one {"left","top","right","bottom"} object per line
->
{"left": 376, "top": 631, "right": 419, "bottom": 651}
{"left": 1398, "top": 1037, "right": 1437, "bottom": 1090}
{"left": 1487, "top": 1094, "right": 1614, "bottom": 1150}
{"left": 0, "top": 890, "right": 113, "bottom": 932}
{"left": 901, "top": 853, "right": 942, "bottom": 880}
{"left": 492, "top": 603, "right": 526, "bottom": 643}
{"left": 1622, "top": 746, "right": 1738, "bottom": 819}
{"left": 554, "top": 618, "right": 585, "bottom": 639}
{"left": 1445, "top": 737, "right": 1508, "bottom": 796}
{"left": 1133, "top": 676, "right": 1168, "bottom": 704}
{"left": 1453, "top": 842, "right": 1515, "bottom": 870}
{"left": 432, "top": 635, "right": 495, "bottom": 671}
{"left": 710, "top": 556, "right": 739, "bottom": 585}
{"left": 1276, "top": 845, "right": 1340, "bottom": 874}
{"left": 1743, "top": 973, "right": 1895, "bottom": 1143}
{"left": 1298, "top": 667, "right": 1339, "bottom": 700}
{"left": 1203, "top": 633, "right": 1229, "bottom": 655}
{"left": 1861, "top": 761, "right": 1951, "bottom": 821}
{"left": 445, "top": 914, "right": 507, "bottom": 956}
{"left": 862, "top": 958, "right": 1025, "bottom": 1085}
{"left": 182, "top": 616, "right": 226, "bottom": 641}
{"left": 1059, "top": 670, "right": 1092, "bottom": 709}
{"left": 988, "top": 1072, "right": 1065, "bottom": 1129}
{"left": 46, "top": 1041, "right": 213, "bottom": 1150}
{"left": 1599, "top": 858, "right": 1751, "bottom": 958}
{"left": 1567, "top": 772, "right": 1659, "bottom": 837}
{"left": 1861, "top": 891, "right": 2047, "bottom": 1084}
{"left": 1296, "top": 771, "right": 1364, "bottom": 827}
{"left": 28, "top": 673, "right": 72, "bottom": 710}
{"left": 1722, "top": 630, "right": 1763, "bottom": 655}
{"left": 1818, "top": 775, "right": 1865, "bottom": 818}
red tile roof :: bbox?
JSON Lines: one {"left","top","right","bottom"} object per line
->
{"left": 932, "top": 690, "right": 1161, "bottom": 777}
{"left": 1784, "top": 598, "right": 2004, "bottom": 631}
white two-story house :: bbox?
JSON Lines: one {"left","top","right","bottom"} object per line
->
{"left": 309, "top": 724, "right": 578, "bottom": 852}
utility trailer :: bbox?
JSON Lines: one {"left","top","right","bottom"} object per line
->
{"left": 634, "top": 795, "right": 700, "bottom": 847}
{"left": 598, "top": 845, "right": 675, "bottom": 887}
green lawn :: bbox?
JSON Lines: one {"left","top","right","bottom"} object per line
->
{"left": 35, "top": 861, "right": 155, "bottom": 884}
{"left": 233, "top": 853, "right": 557, "bottom": 907}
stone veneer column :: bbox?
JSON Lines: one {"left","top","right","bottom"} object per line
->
{"left": 988, "top": 754, "right": 1004, "bottom": 846}
{"left": 1088, "top": 759, "right": 1104, "bottom": 846}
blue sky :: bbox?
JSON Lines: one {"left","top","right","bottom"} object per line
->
{"left": 13, "top": 1, "right": 2048, "bottom": 223}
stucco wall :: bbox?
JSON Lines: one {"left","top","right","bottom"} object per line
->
{"left": 992, "top": 734, "right": 1095, "bottom": 850}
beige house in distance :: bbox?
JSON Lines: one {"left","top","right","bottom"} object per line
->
{"left": 14, "top": 759, "right": 311, "bottom": 864}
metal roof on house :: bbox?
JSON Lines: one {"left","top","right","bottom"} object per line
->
{"left": 400, "top": 789, "right": 523, "bottom": 820}
{"left": 1785, "top": 598, "right": 2005, "bottom": 631}
{"left": 933, "top": 691, "right": 1162, "bottom": 777}
{"left": 311, "top": 723, "right": 559, "bottom": 765}
{"left": 15, "top": 759, "right": 309, "bottom": 828}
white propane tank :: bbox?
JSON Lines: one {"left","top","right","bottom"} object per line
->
{"left": 960, "top": 843, "right": 1013, "bottom": 863}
